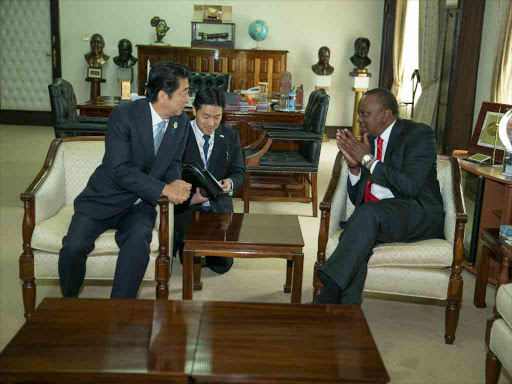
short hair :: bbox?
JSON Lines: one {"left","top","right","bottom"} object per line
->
{"left": 363, "top": 88, "right": 399, "bottom": 117}
{"left": 146, "top": 61, "right": 191, "bottom": 103}
{"left": 355, "top": 37, "right": 370, "bottom": 50}
{"left": 193, "top": 87, "right": 225, "bottom": 111}
{"left": 318, "top": 46, "right": 330, "bottom": 56}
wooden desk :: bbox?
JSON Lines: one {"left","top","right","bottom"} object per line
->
{"left": 459, "top": 160, "right": 512, "bottom": 280}
{"left": 78, "top": 97, "right": 309, "bottom": 201}
{"left": 183, "top": 213, "right": 304, "bottom": 303}
{"left": 0, "top": 298, "right": 390, "bottom": 384}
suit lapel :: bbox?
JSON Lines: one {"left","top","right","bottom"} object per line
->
{"left": 208, "top": 126, "right": 225, "bottom": 172}
{"left": 138, "top": 100, "right": 155, "bottom": 172}
{"left": 187, "top": 127, "right": 203, "bottom": 165}
{"left": 384, "top": 118, "right": 404, "bottom": 167}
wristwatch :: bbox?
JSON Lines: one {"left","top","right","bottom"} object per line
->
{"left": 361, "top": 154, "right": 374, "bottom": 167}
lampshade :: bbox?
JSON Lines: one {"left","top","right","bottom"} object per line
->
{"left": 498, "top": 109, "right": 512, "bottom": 152}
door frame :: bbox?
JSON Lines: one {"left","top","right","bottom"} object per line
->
{"left": 0, "top": 0, "right": 60, "bottom": 126}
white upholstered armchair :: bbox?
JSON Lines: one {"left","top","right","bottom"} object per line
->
{"left": 314, "top": 153, "right": 467, "bottom": 344}
{"left": 20, "top": 137, "right": 173, "bottom": 319}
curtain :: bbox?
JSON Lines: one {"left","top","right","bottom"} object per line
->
{"left": 491, "top": 0, "right": 512, "bottom": 104}
{"left": 414, "top": 0, "right": 445, "bottom": 127}
{"left": 391, "top": 0, "right": 408, "bottom": 97}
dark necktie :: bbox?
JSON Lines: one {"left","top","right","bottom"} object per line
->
{"left": 154, "top": 120, "right": 167, "bottom": 156}
{"left": 203, "top": 134, "right": 211, "bottom": 169}
{"left": 364, "top": 136, "right": 384, "bottom": 203}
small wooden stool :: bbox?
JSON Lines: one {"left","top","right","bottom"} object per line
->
{"left": 474, "top": 228, "right": 502, "bottom": 308}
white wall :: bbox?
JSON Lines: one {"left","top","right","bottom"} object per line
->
{"left": 59, "top": 0, "right": 384, "bottom": 127}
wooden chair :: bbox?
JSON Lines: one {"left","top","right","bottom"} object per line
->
{"left": 19, "top": 137, "right": 173, "bottom": 319}
{"left": 242, "top": 89, "right": 330, "bottom": 217}
{"left": 314, "top": 154, "right": 467, "bottom": 344}
{"left": 485, "top": 243, "right": 512, "bottom": 384}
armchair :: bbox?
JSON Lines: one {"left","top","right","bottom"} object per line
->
{"left": 19, "top": 137, "right": 173, "bottom": 319}
{"left": 189, "top": 72, "right": 231, "bottom": 95}
{"left": 314, "top": 154, "right": 467, "bottom": 344}
{"left": 485, "top": 243, "right": 512, "bottom": 384}
{"left": 243, "top": 89, "right": 330, "bottom": 217}
{"left": 48, "top": 78, "right": 108, "bottom": 138}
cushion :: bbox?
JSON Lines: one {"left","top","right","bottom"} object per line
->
{"left": 490, "top": 318, "right": 512, "bottom": 374}
{"left": 31, "top": 205, "right": 159, "bottom": 256}
{"left": 496, "top": 283, "right": 512, "bottom": 330}
{"left": 326, "top": 230, "right": 453, "bottom": 268}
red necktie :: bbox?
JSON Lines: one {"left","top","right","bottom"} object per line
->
{"left": 364, "top": 137, "right": 383, "bottom": 203}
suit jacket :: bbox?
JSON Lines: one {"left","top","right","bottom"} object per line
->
{"left": 175, "top": 123, "right": 245, "bottom": 213}
{"left": 75, "top": 98, "right": 190, "bottom": 219}
{"left": 348, "top": 118, "right": 443, "bottom": 214}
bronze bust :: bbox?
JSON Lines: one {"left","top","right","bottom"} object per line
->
{"left": 113, "top": 39, "right": 138, "bottom": 68}
{"left": 84, "top": 33, "right": 110, "bottom": 68}
{"left": 350, "top": 37, "right": 371, "bottom": 70}
{"left": 311, "top": 46, "right": 334, "bottom": 76}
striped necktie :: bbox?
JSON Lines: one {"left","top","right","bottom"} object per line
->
{"left": 154, "top": 120, "right": 167, "bottom": 156}
{"left": 364, "top": 136, "right": 383, "bottom": 203}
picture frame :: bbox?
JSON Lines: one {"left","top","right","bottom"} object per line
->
{"left": 87, "top": 67, "right": 102, "bottom": 79}
{"left": 468, "top": 101, "right": 512, "bottom": 161}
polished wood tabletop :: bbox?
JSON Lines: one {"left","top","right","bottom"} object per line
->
{"left": 0, "top": 298, "right": 389, "bottom": 384}
{"left": 459, "top": 159, "right": 512, "bottom": 185}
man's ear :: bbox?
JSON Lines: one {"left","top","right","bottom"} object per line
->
{"left": 381, "top": 109, "right": 390, "bottom": 122}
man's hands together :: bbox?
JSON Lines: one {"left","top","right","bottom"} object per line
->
{"left": 162, "top": 180, "right": 192, "bottom": 205}
{"left": 336, "top": 129, "right": 372, "bottom": 175}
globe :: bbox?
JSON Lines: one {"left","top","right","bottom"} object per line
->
{"left": 249, "top": 20, "right": 268, "bottom": 47}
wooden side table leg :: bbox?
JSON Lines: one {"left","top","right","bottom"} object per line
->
{"left": 291, "top": 253, "right": 304, "bottom": 303}
{"left": 474, "top": 245, "right": 491, "bottom": 308}
{"left": 194, "top": 256, "right": 203, "bottom": 291}
{"left": 284, "top": 260, "right": 292, "bottom": 293}
{"left": 183, "top": 248, "right": 193, "bottom": 300}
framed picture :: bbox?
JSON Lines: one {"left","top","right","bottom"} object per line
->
{"left": 87, "top": 67, "right": 102, "bottom": 79}
{"left": 469, "top": 101, "right": 512, "bottom": 160}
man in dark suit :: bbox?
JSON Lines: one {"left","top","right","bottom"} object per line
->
{"left": 174, "top": 88, "right": 246, "bottom": 274}
{"left": 58, "top": 61, "right": 193, "bottom": 299}
{"left": 314, "top": 88, "right": 445, "bottom": 304}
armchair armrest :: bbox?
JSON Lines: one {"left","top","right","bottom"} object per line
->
{"left": 262, "top": 123, "right": 303, "bottom": 131}
{"left": 79, "top": 116, "right": 109, "bottom": 125}
{"left": 267, "top": 131, "right": 323, "bottom": 141}
{"left": 156, "top": 196, "right": 172, "bottom": 299}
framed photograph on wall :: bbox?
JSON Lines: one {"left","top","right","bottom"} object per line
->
{"left": 87, "top": 67, "right": 102, "bottom": 79}
{"left": 469, "top": 101, "right": 512, "bottom": 161}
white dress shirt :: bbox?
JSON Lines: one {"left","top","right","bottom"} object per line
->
{"left": 348, "top": 119, "right": 396, "bottom": 200}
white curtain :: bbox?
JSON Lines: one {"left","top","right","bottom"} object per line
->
{"left": 391, "top": 0, "right": 408, "bottom": 97}
{"left": 491, "top": 0, "right": 512, "bottom": 104}
{"left": 414, "top": 0, "right": 445, "bottom": 127}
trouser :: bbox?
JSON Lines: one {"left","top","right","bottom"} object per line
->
{"left": 58, "top": 202, "right": 157, "bottom": 298}
{"left": 318, "top": 199, "right": 444, "bottom": 304}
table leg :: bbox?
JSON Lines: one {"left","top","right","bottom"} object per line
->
{"left": 474, "top": 245, "right": 491, "bottom": 308}
{"left": 194, "top": 257, "right": 203, "bottom": 291}
{"left": 291, "top": 254, "right": 304, "bottom": 303}
{"left": 469, "top": 176, "right": 485, "bottom": 265}
{"left": 183, "top": 249, "right": 193, "bottom": 300}
{"left": 284, "top": 260, "right": 292, "bottom": 293}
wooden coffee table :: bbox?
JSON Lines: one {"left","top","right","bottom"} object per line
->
{"left": 0, "top": 298, "right": 389, "bottom": 384}
{"left": 182, "top": 213, "right": 304, "bottom": 303}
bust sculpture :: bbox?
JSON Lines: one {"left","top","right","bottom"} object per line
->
{"left": 84, "top": 33, "right": 110, "bottom": 68}
{"left": 311, "top": 46, "right": 334, "bottom": 76}
{"left": 113, "top": 39, "right": 138, "bottom": 68}
{"left": 350, "top": 37, "right": 371, "bottom": 70}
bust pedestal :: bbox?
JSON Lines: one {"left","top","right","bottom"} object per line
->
{"left": 86, "top": 77, "right": 106, "bottom": 99}
{"left": 350, "top": 70, "right": 371, "bottom": 139}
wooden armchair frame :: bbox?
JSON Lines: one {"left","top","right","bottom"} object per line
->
{"left": 314, "top": 153, "right": 467, "bottom": 344}
{"left": 19, "top": 137, "right": 172, "bottom": 319}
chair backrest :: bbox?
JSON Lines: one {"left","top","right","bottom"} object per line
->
{"left": 48, "top": 78, "right": 80, "bottom": 125}
{"left": 189, "top": 72, "right": 231, "bottom": 95}
{"left": 298, "top": 89, "right": 330, "bottom": 164}
{"left": 329, "top": 154, "right": 458, "bottom": 244}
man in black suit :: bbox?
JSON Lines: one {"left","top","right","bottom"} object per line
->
{"left": 174, "top": 88, "right": 246, "bottom": 274}
{"left": 58, "top": 61, "right": 193, "bottom": 299}
{"left": 315, "top": 88, "right": 445, "bottom": 304}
